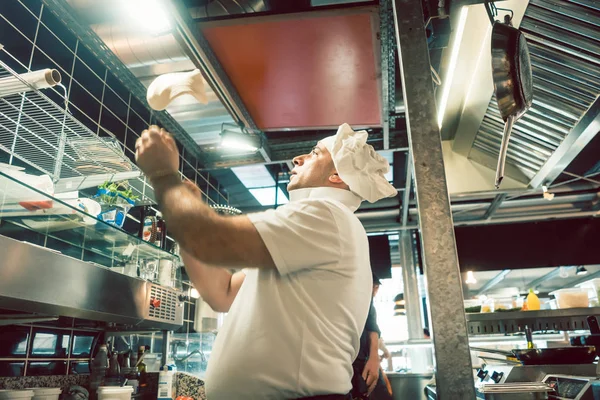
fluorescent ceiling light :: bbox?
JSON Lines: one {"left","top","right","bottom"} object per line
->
{"left": 437, "top": 6, "right": 469, "bottom": 128}
{"left": 221, "top": 130, "right": 261, "bottom": 152}
{"left": 231, "top": 165, "right": 275, "bottom": 188}
{"left": 249, "top": 187, "right": 289, "bottom": 206}
{"left": 123, "top": 0, "right": 171, "bottom": 34}
{"left": 465, "top": 270, "right": 477, "bottom": 285}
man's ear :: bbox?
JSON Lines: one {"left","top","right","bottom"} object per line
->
{"left": 329, "top": 173, "right": 344, "bottom": 184}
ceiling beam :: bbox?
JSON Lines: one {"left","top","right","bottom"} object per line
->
{"left": 482, "top": 193, "right": 507, "bottom": 220}
{"left": 475, "top": 269, "right": 511, "bottom": 296}
{"left": 523, "top": 266, "right": 576, "bottom": 291}
{"left": 529, "top": 96, "right": 600, "bottom": 188}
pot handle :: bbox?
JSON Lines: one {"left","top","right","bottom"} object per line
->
{"left": 588, "top": 316, "right": 600, "bottom": 335}
{"left": 495, "top": 114, "right": 516, "bottom": 189}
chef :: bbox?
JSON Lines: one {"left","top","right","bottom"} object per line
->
{"left": 135, "top": 123, "right": 397, "bottom": 399}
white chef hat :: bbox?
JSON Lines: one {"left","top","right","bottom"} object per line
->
{"left": 320, "top": 123, "right": 397, "bottom": 203}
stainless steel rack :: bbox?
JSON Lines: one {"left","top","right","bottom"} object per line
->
{"left": 466, "top": 308, "right": 600, "bottom": 335}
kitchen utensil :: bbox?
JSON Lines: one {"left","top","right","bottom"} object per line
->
{"left": 525, "top": 326, "right": 534, "bottom": 349}
{"left": 490, "top": 16, "right": 533, "bottom": 188}
{"left": 471, "top": 345, "right": 597, "bottom": 366}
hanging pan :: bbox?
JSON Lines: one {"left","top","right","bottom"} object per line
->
{"left": 490, "top": 15, "right": 533, "bottom": 188}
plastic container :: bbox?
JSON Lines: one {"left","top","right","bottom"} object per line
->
{"left": 576, "top": 278, "right": 600, "bottom": 301}
{"left": 97, "top": 386, "right": 133, "bottom": 400}
{"left": 31, "top": 388, "right": 61, "bottom": 400}
{"left": 481, "top": 298, "right": 494, "bottom": 313}
{"left": 493, "top": 298, "right": 514, "bottom": 311}
{"left": 143, "top": 353, "right": 161, "bottom": 373}
{"left": 549, "top": 288, "right": 590, "bottom": 309}
{"left": 0, "top": 390, "right": 35, "bottom": 399}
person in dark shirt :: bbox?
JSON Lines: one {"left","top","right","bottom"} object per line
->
{"left": 351, "top": 276, "right": 392, "bottom": 400}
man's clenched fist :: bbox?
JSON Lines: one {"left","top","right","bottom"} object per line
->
{"left": 135, "top": 125, "right": 179, "bottom": 181}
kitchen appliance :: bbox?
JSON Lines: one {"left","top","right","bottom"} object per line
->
{"left": 0, "top": 234, "right": 184, "bottom": 330}
{"left": 426, "top": 364, "right": 600, "bottom": 400}
{"left": 490, "top": 15, "right": 533, "bottom": 188}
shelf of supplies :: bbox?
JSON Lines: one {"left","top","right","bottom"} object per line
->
{"left": 0, "top": 48, "right": 155, "bottom": 203}
{"left": 0, "top": 169, "right": 177, "bottom": 269}
{"left": 466, "top": 308, "right": 600, "bottom": 335}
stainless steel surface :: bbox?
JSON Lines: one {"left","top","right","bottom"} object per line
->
{"left": 530, "top": 96, "right": 600, "bottom": 188}
{"left": 466, "top": 308, "right": 600, "bottom": 335}
{"left": 0, "top": 234, "right": 183, "bottom": 330}
{"left": 386, "top": 373, "right": 433, "bottom": 400}
{"left": 478, "top": 388, "right": 549, "bottom": 400}
{"left": 482, "top": 364, "right": 597, "bottom": 383}
{"left": 393, "top": 0, "right": 475, "bottom": 397}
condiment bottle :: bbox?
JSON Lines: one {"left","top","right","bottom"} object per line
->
{"left": 526, "top": 289, "right": 541, "bottom": 311}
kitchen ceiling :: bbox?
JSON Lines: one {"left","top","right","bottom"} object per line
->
{"left": 57, "top": 0, "right": 600, "bottom": 221}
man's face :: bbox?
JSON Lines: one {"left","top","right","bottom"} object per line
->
{"left": 288, "top": 142, "right": 337, "bottom": 191}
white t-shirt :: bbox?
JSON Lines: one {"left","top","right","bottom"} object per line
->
{"left": 204, "top": 187, "right": 372, "bottom": 399}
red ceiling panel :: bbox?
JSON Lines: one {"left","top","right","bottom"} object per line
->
{"left": 201, "top": 8, "right": 382, "bottom": 131}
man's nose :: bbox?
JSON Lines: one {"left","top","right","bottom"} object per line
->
{"left": 293, "top": 155, "right": 305, "bottom": 166}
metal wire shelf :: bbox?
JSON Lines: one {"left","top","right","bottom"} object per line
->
{"left": 466, "top": 308, "right": 600, "bottom": 335}
{"left": 0, "top": 47, "right": 150, "bottom": 201}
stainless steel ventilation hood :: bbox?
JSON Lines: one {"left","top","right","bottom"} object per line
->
{"left": 0, "top": 235, "right": 184, "bottom": 331}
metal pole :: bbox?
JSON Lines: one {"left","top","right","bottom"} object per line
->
{"left": 161, "top": 330, "right": 170, "bottom": 367}
{"left": 399, "top": 231, "right": 432, "bottom": 372}
{"left": 400, "top": 232, "right": 422, "bottom": 340}
{"left": 392, "top": 0, "right": 476, "bottom": 398}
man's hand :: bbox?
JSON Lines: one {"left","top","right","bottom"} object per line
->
{"left": 362, "top": 357, "right": 380, "bottom": 395}
{"left": 135, "top": 125, "right": 179, "bottom": 181}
